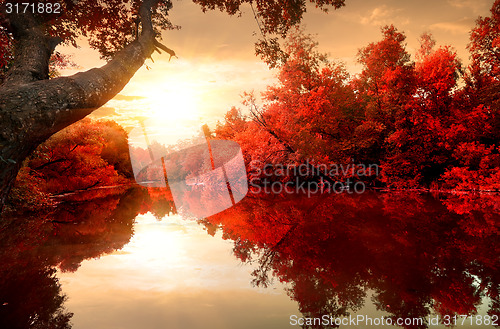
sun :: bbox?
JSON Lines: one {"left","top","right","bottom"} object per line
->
{"left": 128, "top": 84, "right": 206, "bottom": 149}
{"left": 145, "top": 86, "right": 201, "bottom": 123}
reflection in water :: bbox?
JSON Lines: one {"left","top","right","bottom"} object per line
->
{"left": 203, "top": 192, "right": 500, "bottom": 329}
{"left": 0, "top": 189, "right": 498, "bottom": 329}
{"left": 0, "top": 187, "right": 171, "bottom": 329}
{"left": 0, "top": 248, "right": 72, "bottom": 329}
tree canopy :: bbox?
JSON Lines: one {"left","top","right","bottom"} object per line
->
{"left": 0, "top": 0, "right": 347, "bottom": 212}
{"left": 215, "top": 0, "right": 500, "bottom": 191}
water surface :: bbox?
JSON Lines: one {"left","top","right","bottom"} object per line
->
{"left": 0, "top": 189, "right": 498, "bottom": 329}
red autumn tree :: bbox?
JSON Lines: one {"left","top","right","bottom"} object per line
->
{"left": 215, "top": 29, "right": 364, "bottom": 184}
{"left": 5, "top": 118, "right": 133, "bottom": 213}
{"left": 0, "top": 0, "right": 346, "bottom": 212}
{"left": 439, "top": 0, "right": 500, "bottom": 191}
{"left": 216, "top": 2, "right": 500, "bottom": 191}
{"left": 259, "top": 30, "right": 359, "bottom": 164}
{"left": 380, "top": 36, "right": 462, "bottom": 188}
{"left": 27, "top": 118, "right": 130, "bottom": 194}
{"left": 354, "top": 25, "right": 415, "bottom": 135}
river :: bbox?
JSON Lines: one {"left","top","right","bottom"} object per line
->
{"left": 0, "top": 188, "right": 498, "bottom": 329}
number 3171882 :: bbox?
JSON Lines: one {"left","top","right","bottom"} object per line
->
{"left": 5, "top": 2, "right": 61, "bottom": 14}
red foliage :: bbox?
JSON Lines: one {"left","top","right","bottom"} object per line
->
{"left": 441, "top": 142, "right": 500, "bottom": 191}
{"left": 469, "top": 0, "right": 500, "bottom": 79}
{"left": 7, "top": 119, "right": 133, "bottom": 213}
{"left": 26, "top": 118, "right": 130, "bottom": 194}
{"left": 215, "top": 5, "right": 500, "bottom": 191}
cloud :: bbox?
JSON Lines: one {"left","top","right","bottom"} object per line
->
{"left": 113, "top": 94, "right": 147, "bottom": 101}
{"left": 430, "top": 18, "right": 475, "bottom": 35}
{"left": 448, "top": 0, "right": 475, "bottom": 8}
{"left": 447, "top": 0, "right": 491, "bottom": 14}
{"left": 359, "top": 5, "right": 409, "bottom": 27}
{"left": 88, "top": 107, "right": 119, "bottom": 119}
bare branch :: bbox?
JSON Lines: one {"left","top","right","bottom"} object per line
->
{"left": 154, "top": 40, "right": 177, "bottom": 61}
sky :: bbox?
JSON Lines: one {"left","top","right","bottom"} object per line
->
{"left": 58, "top": 0, "right": 495, "bottom": 132}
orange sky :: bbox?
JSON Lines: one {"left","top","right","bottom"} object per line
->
{"left": 59, "top": 0, "right": 495, "bottom": 130}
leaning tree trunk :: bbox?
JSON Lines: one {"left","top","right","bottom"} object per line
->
{"left": 0, "top": 0, "right": 173, "bottom": 213}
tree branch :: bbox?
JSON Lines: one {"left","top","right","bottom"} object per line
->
{"left": 139, "top": 0, "right": 160, "bottom": 35}
{"left": 154, "top": 39, "right": 177, "bottom": 60}
{"left": 53, "top": 180, "right": 102, "bottom": 195}
{"left": 33, "top": 158, "right": 68, "bottom": 171}
{"left": 0, "top": 0, "right": 177, "bottom": 211}
{"left": 0, "top": 0, "right": 174, "bottom": 144}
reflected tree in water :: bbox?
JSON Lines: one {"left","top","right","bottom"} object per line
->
{"left": 0, "top": 185, "right": 497, "bottom": 329}
{"left": 203, "top": 192, "right": 500, "bottom": 328}
{"left": 0, "top": 187, "right": 176, "bottom": 328}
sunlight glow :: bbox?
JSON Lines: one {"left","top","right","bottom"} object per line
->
{"left": 59, "top": 213, "right": 255, "bottom": 292}
{"left": 145, "top": 87, "right": 201, "bottom": 123}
